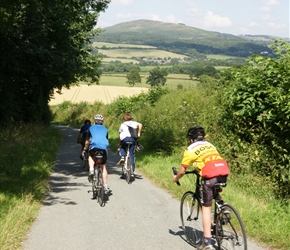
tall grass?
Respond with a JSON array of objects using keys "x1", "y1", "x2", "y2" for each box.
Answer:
[{"x1": 0, "y1": 124, "x2": 62, "y2": 249}]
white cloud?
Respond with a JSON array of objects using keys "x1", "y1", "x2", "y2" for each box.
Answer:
[
  {"x1": 164, "y1": 15, "x2": 181, "y2": 23},
  {"x1": 111, "y1": 0, "x2": 133, "y2": 7},
  {"x1": 266, "y1": 0, "x2": 279, "y2": 6},
  {"x1": 259, "y1": 0, "x2": 279, "y2": 12},
  {"x1": 250, "y1": 21, "x2": 259, "y2": 27},
  {"x1": 203, "y1": 11, "x2": 232, "y2": 28}
]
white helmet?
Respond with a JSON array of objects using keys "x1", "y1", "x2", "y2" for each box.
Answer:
[{"x1": 94, "y1": 114, "x2": 104, "y2": 123}]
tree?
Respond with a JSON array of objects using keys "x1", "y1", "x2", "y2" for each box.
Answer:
[
  {"x1": 0, "y1": 0, "x2": 110, "y2": 124},
  {"x1": 146, "y1": 67, "x2": 168, "y2": 87},
  {"x1": 126, "y1": 69, "x2": 141, "y2": 86}
]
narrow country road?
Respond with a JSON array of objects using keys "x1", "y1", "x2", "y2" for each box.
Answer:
[{"x1": 22, "y1": 125, "x2": 267, "y2": 250}]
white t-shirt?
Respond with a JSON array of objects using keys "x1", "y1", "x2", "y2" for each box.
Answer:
[{"x1": 119, "y1": 121, "x2": 139, "y2": 141}]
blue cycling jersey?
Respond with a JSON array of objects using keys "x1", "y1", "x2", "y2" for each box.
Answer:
[{"x1": 88, "y1": 124, "x2": 109, "y2": 150}]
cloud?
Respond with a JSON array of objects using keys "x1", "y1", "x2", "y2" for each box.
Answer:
[
  {"x1": 259, "y1": 0, "x2": 280, "y2": 12},
  {"x1": 111, "y1": 0, "x2": 133, "y2": 7},
  {"x1": 266, "y1": 0, "x2": 279, "y2": 6},
  {"x1": 116, "y1": 12, "x2": 161, "y2": 22},
  {"x1": 164, "y1": 15, "x2": 182, "y2": 23},
  {"x1": 250, "y1": 21, "x2": 259, "y2": 27},
  {"x1": 203, "y1": 11, "x2": 232, "y2": 28}
]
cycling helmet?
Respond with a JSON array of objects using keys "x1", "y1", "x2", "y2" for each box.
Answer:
[
  {"x1": 94, "y1": 114, "x2": 104, "y2": 123},
  {"x1": 187, "y1": 126, "x2": 206, "y2": 140}
]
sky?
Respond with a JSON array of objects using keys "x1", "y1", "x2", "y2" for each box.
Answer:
[{"x1": 97, "y1": 0, "x2": 290, "y2": 38}]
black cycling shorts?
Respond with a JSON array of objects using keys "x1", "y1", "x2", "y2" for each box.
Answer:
[
  {"x1": 88, "y1": 148, "x2": 107, "y2": 164},
  {"x1": 201, "y1": 176, "x2": 227, "y2": 207}
]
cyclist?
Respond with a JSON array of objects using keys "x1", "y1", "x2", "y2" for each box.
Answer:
[
  {"x1": 82, "y1": 114, "x2": 109, "y2": 193},
  {"x1": 77, "y1": 119, "x2": 91, "y2": 160},
  {"x1": 172, "y1": 126, "x2": 230, "y2": 250},
  {"x1": 117, "y1": 113, "x2": 142, "y2": 175}
]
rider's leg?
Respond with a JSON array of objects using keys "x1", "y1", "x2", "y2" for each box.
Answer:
[
  {"x1": 202, "y1": 206, "x2": 212, "y2": 244},
  {"x1": 88, "y1": 155, "x2": 94, "y2": 172},
  {"x1": 129, "y1": 142, "x2": 136, "y2": 172},
  {"x1": 101, "y1": 164, "x2": 108, "y2": 185}
]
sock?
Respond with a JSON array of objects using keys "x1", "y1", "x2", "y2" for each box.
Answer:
[
  {"x1": 89, "y1": 167, "x2": 94, "y2": 173},
  {"x1": 204, "y1": 237, "x2": 212, "y2": 246}
]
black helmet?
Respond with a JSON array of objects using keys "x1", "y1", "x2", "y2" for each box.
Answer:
[{"x1": 187, "y1": 126, "x2": 206, "y2": 140}]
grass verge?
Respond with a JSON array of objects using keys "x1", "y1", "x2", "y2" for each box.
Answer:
[{"x1": 0, "y1": 124, "x2": 62, "y2": 250}]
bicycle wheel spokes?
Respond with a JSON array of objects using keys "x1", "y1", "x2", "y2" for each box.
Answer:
[
  {"x1": 216, "y1": 204, "x2": 247, "y2": 250},
  {"x1": 180, "y1": 191, "x2": 203, "y2": 246},
  {"x1": 96, "y1": 168, "x2": 105, "y2": 206}
]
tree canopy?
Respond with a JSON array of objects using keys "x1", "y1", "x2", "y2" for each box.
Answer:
[
  {"x1": 0, "y1": 0, "x2": 110, "y2": 124},
  {"x1": 146, "y1": 67, "x2": 168, "y2": 87}
]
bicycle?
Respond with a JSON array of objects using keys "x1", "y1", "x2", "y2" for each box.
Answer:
[
  {"x1": 90, "y1": 150, "x2": 106, "y2": 207},
  {"x1": 120, "y1": 142, "x2": 134, "y2": 183},
  {"x1": 172, "y1": 167, "x2": 247, "y2": 250}
]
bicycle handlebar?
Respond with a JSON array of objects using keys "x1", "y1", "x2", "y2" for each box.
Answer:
[
  {"x1": 172, "y1": 167, "x2": 199, "y2": 186},
  {"x1": 172, "y1": 167, "x2": 181, "y2": 186}
]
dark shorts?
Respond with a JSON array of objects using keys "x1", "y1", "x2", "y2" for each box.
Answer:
[
  {"x1": 89, "y1": 148, "x2": 107, "y2": 164},
  {"x1": 201, "y1": 176, "x2": 228, "y2": 207}
]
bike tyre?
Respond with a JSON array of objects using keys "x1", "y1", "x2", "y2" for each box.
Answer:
[
  {"x1": 216, "y1": 203, "x2": 247, "y2": 250},
  {"x1": 92, "y1": 174, "x2": 97, "y2": 199},
  {"x1": 180, "y1": 191, "x2": 203, "y2": 247},
  {"x1": 96, "y1": 167, "x2": 105, "y2": 207}
]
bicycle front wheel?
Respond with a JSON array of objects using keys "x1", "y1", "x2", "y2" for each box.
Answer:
[
  {"x1": 216, "y1": 203, "x2": 247, "y2": 250},
  {"x1": 180, "y1": 191, "x2": 203, "y2": 247},
  {"x1": 96, "y1": 168, "x2": 105, "y2": 206}
]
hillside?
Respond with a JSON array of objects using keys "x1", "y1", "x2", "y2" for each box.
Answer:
[{"x1": 93, "y1": 19, "x2": 274, "y2": 57}]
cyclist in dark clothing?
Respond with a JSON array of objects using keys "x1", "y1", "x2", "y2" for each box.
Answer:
[{"x1": 77, "y1": 119, "x2": 91, "y2": 160}]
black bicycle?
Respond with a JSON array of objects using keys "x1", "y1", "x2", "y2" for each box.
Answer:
[
  {"x1": 172, "y1": 167, "x2": 247, "y2": 250},
  {"x1": 91, "y1": 150, "x2": 106, "y2": 207}
]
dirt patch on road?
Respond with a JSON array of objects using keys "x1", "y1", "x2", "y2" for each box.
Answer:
[{"x1": 49, "y1": 85, "x2": 148, "y2": 105}]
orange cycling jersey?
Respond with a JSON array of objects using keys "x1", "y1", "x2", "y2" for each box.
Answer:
[{"x1": 181, "y1": 140, "x2": 230, "y2": 178}]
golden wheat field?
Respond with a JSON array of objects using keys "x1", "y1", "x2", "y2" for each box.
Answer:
[{"x1": 49, "y1": 85, "x2": 149, "y2": 105}]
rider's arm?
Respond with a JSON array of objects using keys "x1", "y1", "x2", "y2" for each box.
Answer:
[
  {"x1": 172, "y1": 165, "x2": 187, "y2": 183},
  {"x1": 137, "y1": 122, "x2": 142, "y2": 137}
]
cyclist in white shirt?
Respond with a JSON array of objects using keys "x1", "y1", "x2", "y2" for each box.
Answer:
[{"x1": 118, "y1": 113, "x2": 142, "y2": 174}]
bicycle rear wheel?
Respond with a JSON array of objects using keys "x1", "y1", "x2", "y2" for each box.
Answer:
[
  {"x1": 216, "y1": 203, "x2": 247, "y2": 250},
  {"x1": 96, "y1": 167, "x2": 105, "y2": 206},
  {"x1": 126, "y1": 156, "x2": 131, "y2": 183},
  {"x1": 180, "y1": 191, "x2": 203, "y2": 247},
  {"x1": 91, "y1": 174, "x2": 97, "y2": 199}
]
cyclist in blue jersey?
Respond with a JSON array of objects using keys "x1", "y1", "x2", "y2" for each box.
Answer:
[
  {"x1": 82, "y1": 114, "x2": 109, "y2": 192},
  {"x1": 77, "y1": 119, "x2": 91, "y2": 160}
]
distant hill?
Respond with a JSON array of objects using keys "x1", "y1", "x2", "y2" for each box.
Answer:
[{"x1": 93, "y1": 19, "x2": 275, "y2": 57}]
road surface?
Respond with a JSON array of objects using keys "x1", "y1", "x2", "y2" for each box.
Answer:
[{"x1": 22, "y1": 125, "x2": 267, "y2": 250}]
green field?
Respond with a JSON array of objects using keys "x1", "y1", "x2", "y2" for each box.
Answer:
[
  {"x1": 207, "y1": 54, "x2": 244, "y2": 60},
  {"x1": 99, "y1": 48, "x2": 187, "y2": 59},
  {"x1": 94, "y1": 41, "x2": 187, "y2": 60},
  {"x1": 93, "y1": 41, "x2": 156, "y2": 49},
  {"x1": 99, "y1": 73, "x2": 196, "y2": 89}
]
